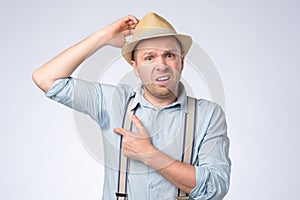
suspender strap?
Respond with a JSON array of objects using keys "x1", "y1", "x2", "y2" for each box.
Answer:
[
  {"x1": 117, "y1": 96, "x2": 197, "y2": 200},
  {"x1": 116, "y1": 97, "x2": 135, "y2": 200},
  {"x1": 177, "y1": 96, "x2": 197, "y2": 199}
]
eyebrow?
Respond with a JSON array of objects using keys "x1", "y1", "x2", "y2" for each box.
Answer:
[
  {"x1": 141, "y1": 48, "x2": 180, "y2": 55},
  {"x1": 142, "y1": 50, "x2": 155, "y2": 56},
  {"x1": 132, "y1": 47, "x2": 181, "y2": 61}
]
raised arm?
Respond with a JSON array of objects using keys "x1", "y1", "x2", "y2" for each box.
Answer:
[{"x1": 32, "y1": 15, "x2": 139, "y2": 92}]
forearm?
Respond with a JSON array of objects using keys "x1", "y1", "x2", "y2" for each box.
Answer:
[
  {"x1": 33, "y1": 15, "x2": 139, "y2": 92},
  {"x1": 143, "y1": 149, "x2": 196, "y2": 193},
  {"x1": 114, "y1": 115, "x2": 197, "y2": 193},
  {"x1": 32, "y1": 30, "x2": 109, "y2": 92}
]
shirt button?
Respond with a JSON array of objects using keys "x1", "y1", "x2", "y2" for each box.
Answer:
[{"x1": 150, "y1": 184, "x2": 156, "y2": 189}]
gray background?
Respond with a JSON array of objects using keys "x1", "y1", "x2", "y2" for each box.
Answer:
[{"x1": 1, "y1": 0, "x2": 299, "y2": 199}]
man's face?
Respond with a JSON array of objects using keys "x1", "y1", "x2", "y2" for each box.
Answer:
[{"x1": 131, "y1": 36, "x2": 184, "y2": 101}]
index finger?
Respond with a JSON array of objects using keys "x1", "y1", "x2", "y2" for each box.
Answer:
[
  {"x1": 131, "y1": 115, "x2": 148, "y2": 137},
  {"x1": 113, "y1": 128, "x2": 126, "y2": 136},
  {"x1": 124, "y1": 15, "x2": 139, "y2": 24}
]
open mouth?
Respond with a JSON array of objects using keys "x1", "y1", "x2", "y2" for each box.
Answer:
[
  {"x1": 154, "y1": 75, "x2": 171, "y2": 86},
  {"x1": 156, "y1": 76, "x2": 170, "y2": 81}
]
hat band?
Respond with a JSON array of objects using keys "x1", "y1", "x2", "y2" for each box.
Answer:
[{"x1": 135, "y1": 28, "x2": 177, "y2": 41}]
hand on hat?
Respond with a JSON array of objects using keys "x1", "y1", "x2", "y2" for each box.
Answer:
[{"x1": 103, "y1": 15, "x2": 139, "y2": 48}]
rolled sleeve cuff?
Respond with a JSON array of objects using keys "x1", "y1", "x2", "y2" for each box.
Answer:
[
  {"x1": 190, "y1": 164, "x2": 230, "y2": 199},
  {"x1": 189, "y1": 166, "x2": 217, "y2": 200},
  {"x1": 45, "y1": 78, "x2": 73, "y2": 104}
]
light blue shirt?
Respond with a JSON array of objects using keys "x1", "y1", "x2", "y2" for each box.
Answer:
[{"x1": 46, "y1": 77, "x2": 231, "y2": 200}]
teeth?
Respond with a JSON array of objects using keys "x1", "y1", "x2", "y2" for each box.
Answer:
[{"x1": 157, "y1": 76, "x2": 169, "y2": 81}]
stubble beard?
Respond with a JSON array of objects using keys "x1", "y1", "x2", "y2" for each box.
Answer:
[
  {"x1": 143, "y1": 74, "x2": 181, "y2": 100},
  {"x1": 144, "y1": 84, "x2": 175, "y2": 99}
]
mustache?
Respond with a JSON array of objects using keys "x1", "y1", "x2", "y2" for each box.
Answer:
[{"x1": 136, "y1": 64, "x2": 178, "y2": 75}]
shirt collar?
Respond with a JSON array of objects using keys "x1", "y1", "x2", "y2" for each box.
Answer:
[{"x1": 130, "y1": 82, "x2": 188, "y2": 113}]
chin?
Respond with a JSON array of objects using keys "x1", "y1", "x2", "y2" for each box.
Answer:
[{"x1": 147, "y1": 84, "x2": 176, "y2": 99}]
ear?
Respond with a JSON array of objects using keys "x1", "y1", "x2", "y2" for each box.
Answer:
[
  {"x1": 131, "y1": 60, "x2": 140, "y2": 77},
  {"x1": 180, "y1": 55, "x2": 185, "y2": 72}
]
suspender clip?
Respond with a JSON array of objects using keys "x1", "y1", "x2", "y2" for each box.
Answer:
[{"x1": 115, "y1": 192, "x2": 128, "y2": 198}]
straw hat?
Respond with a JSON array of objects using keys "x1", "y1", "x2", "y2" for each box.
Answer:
[{"x1": 121, "y1": 12, "x2": 193, "y2": 64}]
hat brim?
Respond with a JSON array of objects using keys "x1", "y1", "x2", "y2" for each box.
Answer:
[{"x1": 121, "y1": 33, "x2": 192, "y2": 64}]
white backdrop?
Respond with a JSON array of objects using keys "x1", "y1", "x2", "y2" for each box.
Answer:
[{"x1": 1, "y1": 0, "x2": 299, "y2": 199}]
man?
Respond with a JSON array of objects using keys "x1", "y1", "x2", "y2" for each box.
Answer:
[{"x1": 32, "y1": 12, "x2": 231, "y2": 200}]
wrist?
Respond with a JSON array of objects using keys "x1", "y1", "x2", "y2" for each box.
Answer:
[
  {"x1": 142, "y1": 147, "x2": 175, "y2": 172},
  {"x1": 141, "y1": 146, "x2": 158, "y2": 166},
  {"x1": 90, "y1": 30, "x2": 110, "y2": 48}
]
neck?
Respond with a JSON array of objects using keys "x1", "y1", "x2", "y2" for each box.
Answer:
[{"x1": 143, "y1": 88, "x2": 178, "y2": 109}]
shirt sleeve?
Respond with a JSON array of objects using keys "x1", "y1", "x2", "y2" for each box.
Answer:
[
  {"x1": 189, "y1": 102, "x2": 231, "y2": 200},
  {"x1": 45, "y1": 77, "x2": 105, "y2": 124}
]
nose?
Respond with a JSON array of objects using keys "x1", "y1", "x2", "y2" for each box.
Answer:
[
  {"x1": 156, "y1": 55, "x2": 167, "y2": 65},
  {"x1": 155, "y1": 56, "x2": 168, "y2": 71},
  {"x1": 155, "y1": 64, "x2": 168, "y2": 72}
]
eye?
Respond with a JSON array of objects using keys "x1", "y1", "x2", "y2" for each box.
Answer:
[
  {"x1": 145, "y1": 56, "x2": 153, "y2": 61},
  {"x1": 166, "y1": 53, "x2": 175, "y2": 58}
]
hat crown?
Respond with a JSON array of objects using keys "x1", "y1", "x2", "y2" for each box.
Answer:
[
  {"x1": 133, "y1": 13, "x2": 176, "y2": 41},
  {"x1": 135, "y1": 12, "x2": 176, "y2": 31}
]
